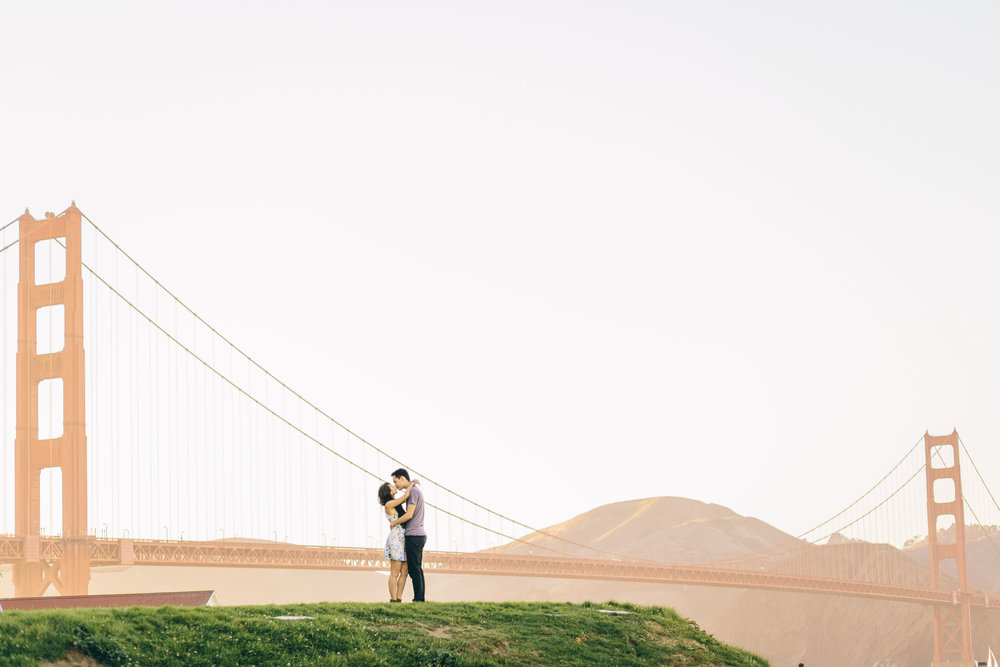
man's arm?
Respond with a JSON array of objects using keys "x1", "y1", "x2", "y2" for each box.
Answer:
[{"x1": 391, "y1": 483, "x2": 421, "y2": 527}]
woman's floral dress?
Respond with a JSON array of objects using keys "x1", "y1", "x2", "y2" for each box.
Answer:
[{"x1": 384, "y1": 508, "x2": 406, "y2": 561}]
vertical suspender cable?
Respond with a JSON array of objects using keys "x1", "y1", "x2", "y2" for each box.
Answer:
[
  {"x1": 230, "y1": 346, "x2": 235, "y2": 537},
  {"x1": 900, "y1": 464, "x2": 908, "y2": 580},
  {"x1": 145, "y1": 279, "x2": 152, "y2": 540},
  {"x1": 91, "y1": 234, "x2": 97, "y2": 536},
  {"x1": 244, "y1": 359, "x2": 249, "y2": 538},
  {"x1": 110, "y1": 248, "x2": 118, "y2": 537},
  {"x1": 211, "y1": 335, "x2": 216, "y2": 538},
  {"x1": 264, "y1": 379, "x2": 270, "y2": 541},
  {"x1": 236, "y1": 350, "x2": 242, "y2": 537},
  {"x1": 262, "y1": 377, "x2": 271, "y2": 538},
  {"x1": 348, "y1": 431, "x2": 353, "y2": 547},
  {"x1": 152, "y1": 289, "x2": 158, "y2": 539},
  {"x1": 130, "y1": 262, "x2": 136, "y2": 536},
  {"x1": 200, "y1": 319, "x2": 206, "y2": 539},
  {"x1": 872, "y1": 490, "x2": 878, "y2": 582},
  {"x1": 299, "y1": 401, "x2": 304, "y2": 542},
  {"x1": 241, "y1": 350, "x2": 247, "y2": 537},
  {"x1": 326, "y1": 420, "x2": 331, "y2": 544},
  {"x1": 190, "y1": 316, "x2": 196, "y2": 540},
  {"x1": 233, "y1": 347, "x2": 239, "y2": 537},
  {"x1": 171, "y1": 300, "x2": 178, "y2": 538},
  {"x1": 315, "y1": 411, "x2": 320, "y2": 544},
  {"x1": 284, "y1": 391, "x2": 289, "y2": 542},
  {"x1": 255, "y1": 364, "x2": 260, "y2": 540},
  {"x1": 244, "y1": 359, "x2": 248, "y2": 538}
]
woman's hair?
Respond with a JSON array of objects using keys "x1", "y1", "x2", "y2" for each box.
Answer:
[{"x1": 378, "y1": 482, "x2": 394, "y2": 506}]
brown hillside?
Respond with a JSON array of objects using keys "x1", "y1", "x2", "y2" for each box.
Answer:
[{"x1": 500, "y1": 496, "x2": 801, "y2": 562}]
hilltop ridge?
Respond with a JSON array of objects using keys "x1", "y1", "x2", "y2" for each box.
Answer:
[{"x1": 502, "y1": 496, "x2": 801, "y2": 562}]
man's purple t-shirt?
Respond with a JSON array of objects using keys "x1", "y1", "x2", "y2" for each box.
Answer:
[{"x1": 403, "y1": 484, "x2": 426, "y2": 537}]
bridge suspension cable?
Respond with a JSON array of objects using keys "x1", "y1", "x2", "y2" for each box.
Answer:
[
  {"x1": 21, "y1": 208, "x2": 631, "y2": 560},
  {"x1": 795, "y1": 436, "x2": 924, "y2": 542},
  {"x1": 959, "y1": 437, "x2": 1000, "y2": 522},
  {"x1": 954, "y1": 439, "x2": 1000, "y2": 592},
  {"x1": 4, "y1": 206, "x2": 1000, "y2": 600},
  {"x1": 0, "y1": 219, "x2": 19, "y2": 255},
  {"x1": 700, "y1": 437, "x2": 928, "y2": 565}
]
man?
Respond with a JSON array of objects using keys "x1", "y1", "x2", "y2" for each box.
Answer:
[{"x1": 391, "y1": 468, "x2": 426, "y2": 602}]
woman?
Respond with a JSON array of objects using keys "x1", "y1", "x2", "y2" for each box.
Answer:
[{"x1": 378, "y1": 479, "x2": 416, "y2": 602}]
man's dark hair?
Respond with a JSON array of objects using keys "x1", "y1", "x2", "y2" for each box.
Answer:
[{"x1": 391, "y1": 468, "x2": 410, "y2": 481}]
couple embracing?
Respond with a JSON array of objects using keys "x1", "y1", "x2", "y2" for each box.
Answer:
[{"x1": 377, "y1": 468, "x2": 426, "y2": 602}]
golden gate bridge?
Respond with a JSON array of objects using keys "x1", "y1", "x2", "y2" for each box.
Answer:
[{"x1": 1, "y1": 204, "x2": 999, "y2": 665}]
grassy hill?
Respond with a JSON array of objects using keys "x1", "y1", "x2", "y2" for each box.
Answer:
[{"x1": 0, "y1": 601, "x2": 767, "y2": 667}]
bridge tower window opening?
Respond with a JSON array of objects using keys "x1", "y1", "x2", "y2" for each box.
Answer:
[
  {"x1": 34, "y1": 238, "x2": 66, "y2": 286},
  {"x1": 37, "y1": 378, "x2": 64, "y2": 441},
  {"x1": 929, "y1": 445, "x2": 954, "y2": 469},
  {"x1": 936, "y1": 556, "x2": 960, "y2": 583},
  {"x1": 932, "y1": 478, "x2": 956, "y2": 505},
  {"x1": 39, "y1": 467, "x2": 62, "y2": 538},
  {"x1": 934, "y1": 515, "x2": 957, "y2": 545},
  {"x1": 36, "y1": 305, "x2": 65, "y2": 355}
]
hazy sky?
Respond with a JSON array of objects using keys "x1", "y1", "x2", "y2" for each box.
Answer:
[{"x1": 2, "y1": 1, "x2": 999, "y2": 537}]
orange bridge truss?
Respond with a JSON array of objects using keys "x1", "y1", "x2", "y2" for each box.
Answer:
[{"x1": 0, "y1": 534, "x2": 997, "y2": 611}]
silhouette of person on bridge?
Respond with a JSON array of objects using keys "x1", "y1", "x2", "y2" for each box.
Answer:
[{"x1": 391, "y1": 468, "x2": 427, "y2": 601}]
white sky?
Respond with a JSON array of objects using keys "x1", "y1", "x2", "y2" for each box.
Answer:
[{"x1": 2, "y1": 1, "x2": 999, "y2": 538}]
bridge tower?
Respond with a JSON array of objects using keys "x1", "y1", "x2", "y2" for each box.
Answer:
[
  {"x1": 12, "y1": 204, "x2": 90, "y2": 596},
  {"x1": 924, "y1": 430, "x2": 973, "y2": 666}
]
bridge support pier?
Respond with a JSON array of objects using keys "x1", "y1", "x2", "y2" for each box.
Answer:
[
  {"x1": 12, "y1": 205, "x2": 90, "y2": 596},
  {"x1": 924, "y1": 430, "x2": 974, "y2": 667}
]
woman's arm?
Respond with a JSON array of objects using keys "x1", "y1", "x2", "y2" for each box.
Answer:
[
  {"x1": 390, "y1": 503, "x2": 415, "y2": 528},
  {"x1": 384, "y1": 485, "x2": 411, "y2": 510}
]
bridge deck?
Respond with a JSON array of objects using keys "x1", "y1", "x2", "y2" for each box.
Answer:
[{"x1": 1, "y1": 535, "x2": 997, "y2": 608}]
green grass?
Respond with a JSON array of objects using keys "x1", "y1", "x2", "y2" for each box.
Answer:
[{"x1": 0, "y1": 600, "x2": 768, "y2": 666}]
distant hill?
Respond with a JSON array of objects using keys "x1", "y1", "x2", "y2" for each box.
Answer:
[
  {"x1": 434, "y1": 496, "x2": 1000, "y2": 667},
  {"x1": 497, "y1": 496, "x2": 802, "y2": 562}
]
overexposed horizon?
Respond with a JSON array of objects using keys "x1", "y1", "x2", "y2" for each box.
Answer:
[{"x1": 1, "y1": 1, "x2": 999, "y2": 541}]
